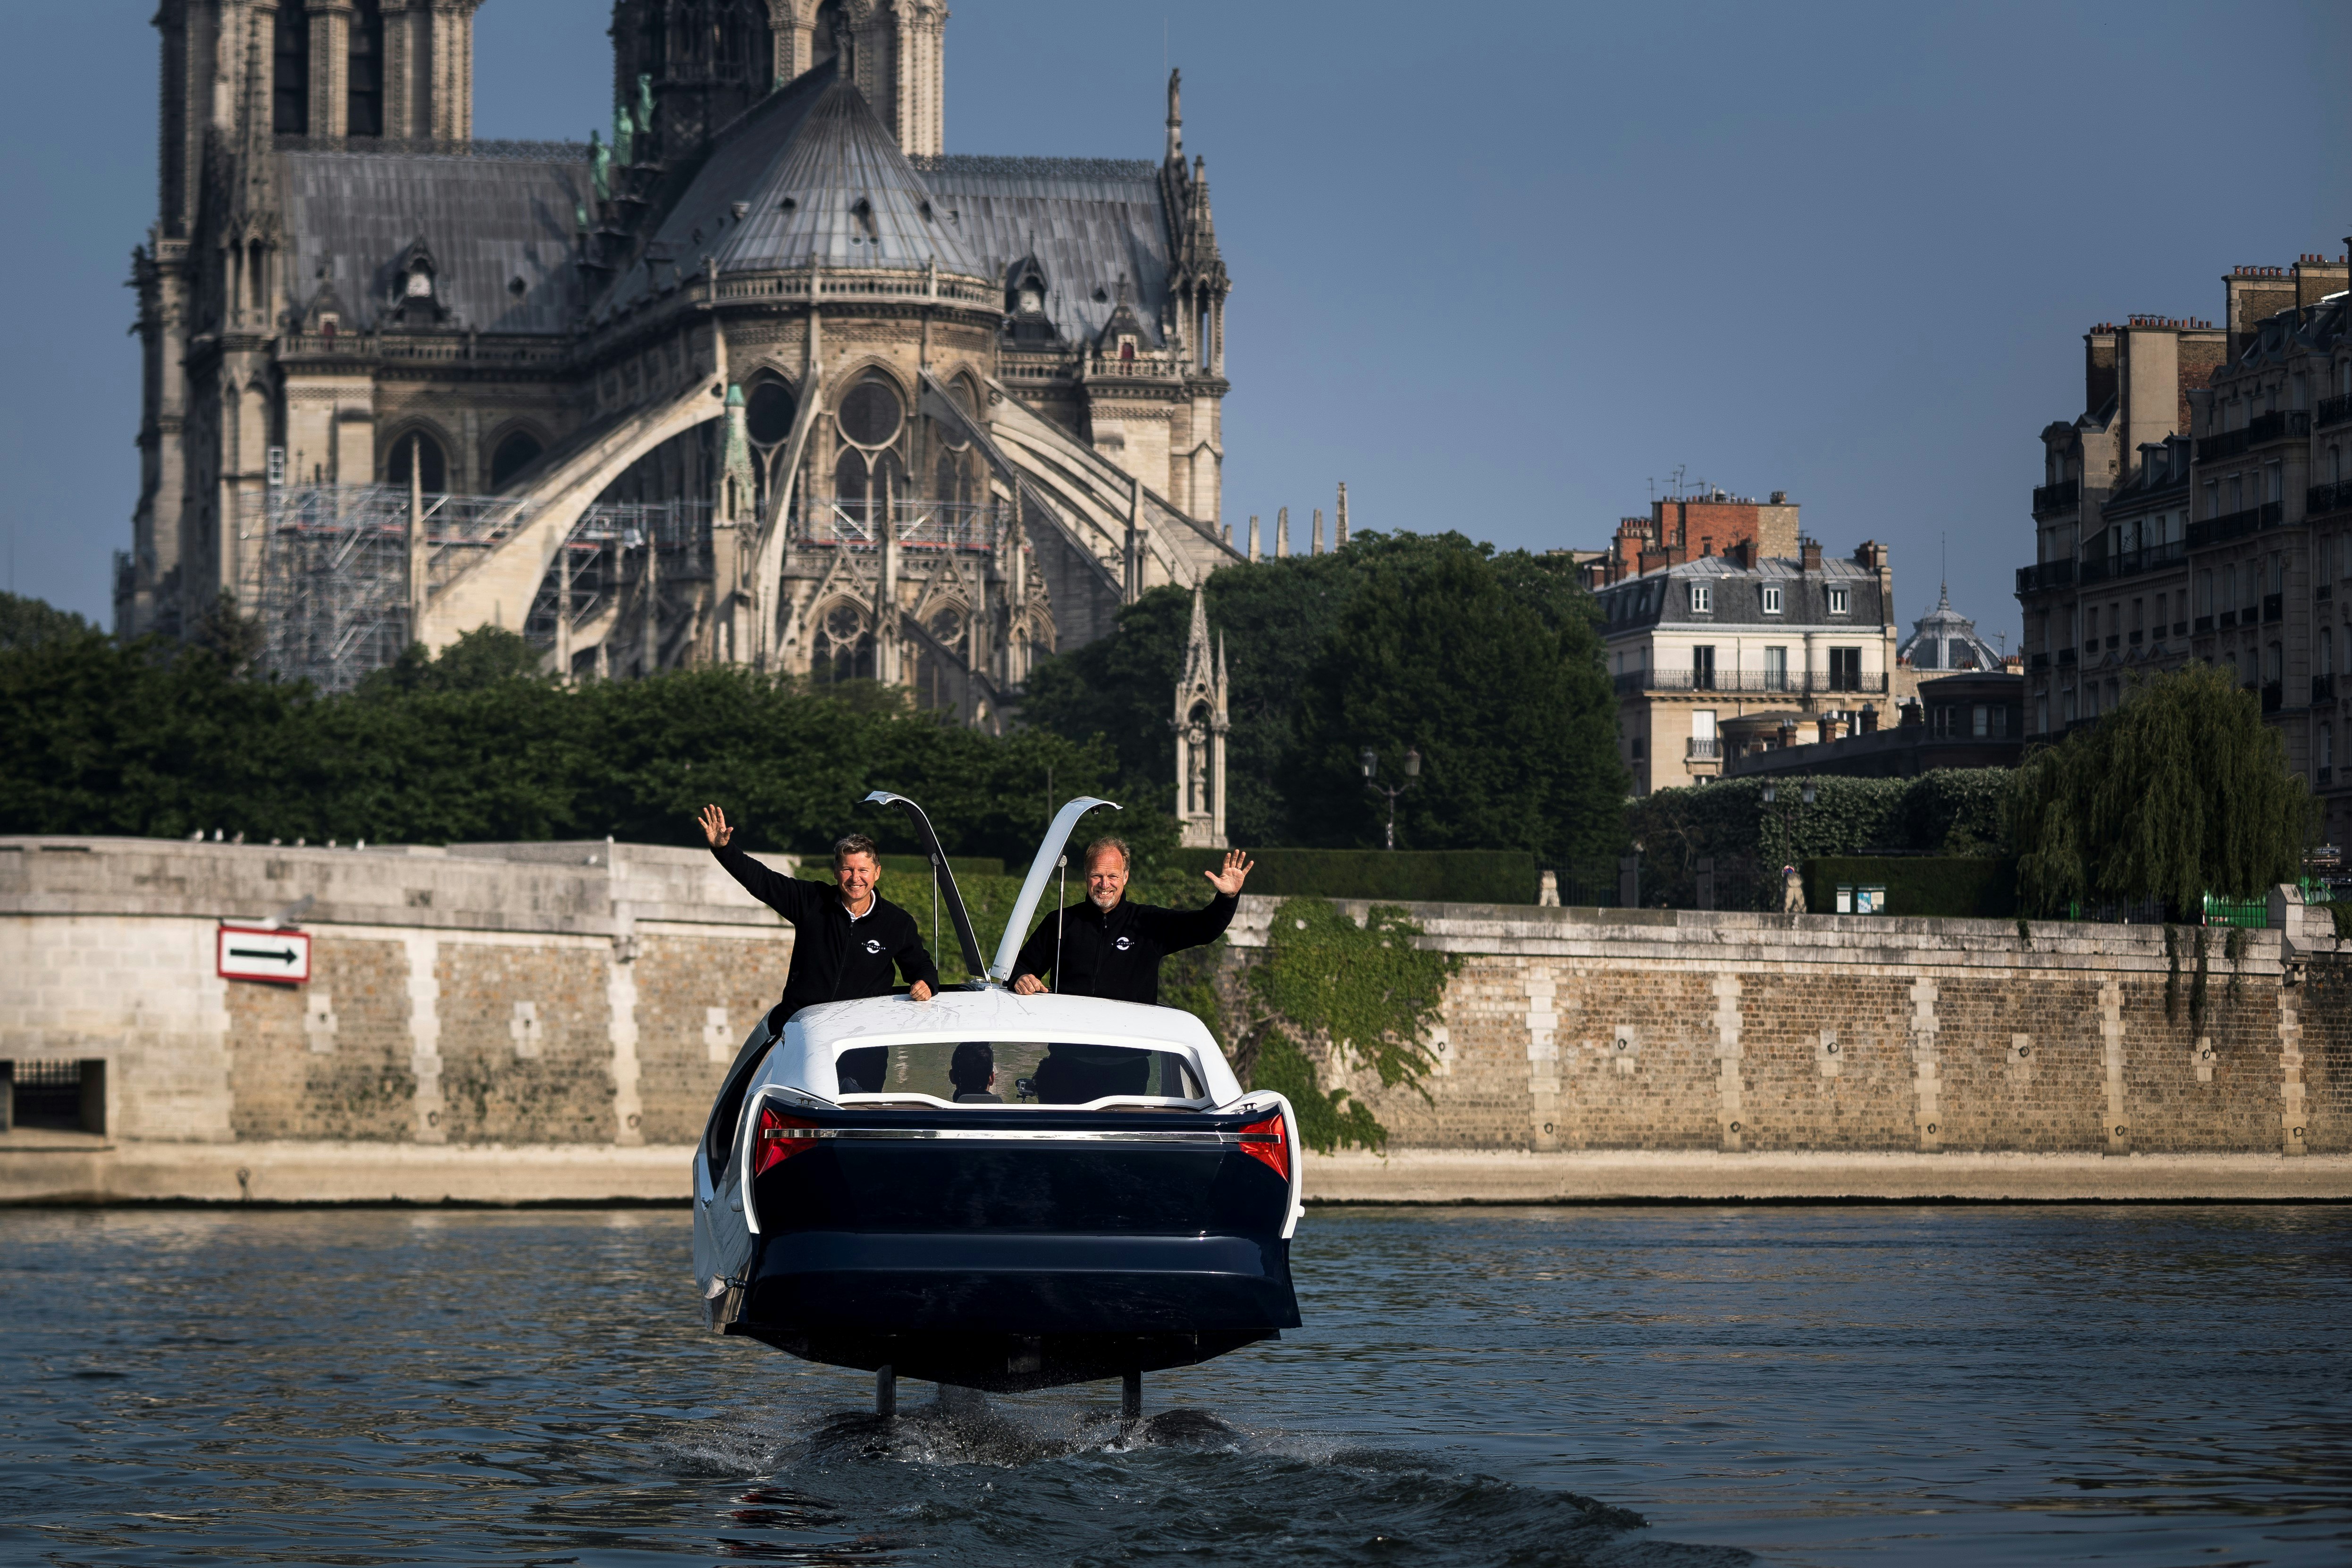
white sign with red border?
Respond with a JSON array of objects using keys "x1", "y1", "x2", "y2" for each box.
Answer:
[{"x1": 217, "y1": 925, "x2": 311, "y2": 983}]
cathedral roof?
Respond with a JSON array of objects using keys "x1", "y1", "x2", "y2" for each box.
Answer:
[
  {"x1": 913, "y1": 156, "x2": 1172, "y2": 347},
  {"x1": 279, "y1": 144, "x2": 596, "y2": 335},
  {"x1": 603, "y1": 66, "x2": 984, "y2": 313}
]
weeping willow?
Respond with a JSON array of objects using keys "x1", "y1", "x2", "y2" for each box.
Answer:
[{"x1": 2008, "y1": 663, "x2": 2318, "y2": 916}]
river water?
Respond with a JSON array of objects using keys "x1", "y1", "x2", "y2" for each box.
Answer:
[{"x1": 3, "y1": 1203, "x2": 2347, "y2": 1567}]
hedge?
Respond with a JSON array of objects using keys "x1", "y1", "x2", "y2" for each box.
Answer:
[
  {"x1": 1167, "y1": 847, "x2": 1540, "y2": 904},
  {"x1": 1803, "y1": 856, "x2": 2018, "y2": 918}
]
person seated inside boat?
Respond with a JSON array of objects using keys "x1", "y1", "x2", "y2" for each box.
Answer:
[
  {"x1": 949, "y1": 1042, "x2": 1001, "y2": 1103},
  {"x1": 1028, "y1": 1043, "x2": 1154, "y2": 1104},
  {"x1": 1008, "y1": 839, "x2": 1253, "y2": 1005},
  {"x1": 697, "y1": 805, "x2": 938, "y2": 1035}
]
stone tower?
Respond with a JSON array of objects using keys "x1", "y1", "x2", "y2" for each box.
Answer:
[{"x1": 1172, "y1": 583, "x2": 1227, "y2": 847}]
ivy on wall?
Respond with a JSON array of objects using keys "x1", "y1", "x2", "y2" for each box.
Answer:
[{"x1": 1174, "y1": 897, "x2": 1460, "y2": 1154}]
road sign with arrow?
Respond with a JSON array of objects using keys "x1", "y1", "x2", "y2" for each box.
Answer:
[{"x1": 217, "y1": 924, "x2": 311, "y2": 984}]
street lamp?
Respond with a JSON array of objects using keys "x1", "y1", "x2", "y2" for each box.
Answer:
[{"x1": 1362, "y1": 745, "x2": 1421, "y2": 850}]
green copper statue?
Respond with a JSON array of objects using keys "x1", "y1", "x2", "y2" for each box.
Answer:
[
  {"x1": 636, "y1": 74, "x2": 655, "y2": 138},
  {"x1": 613, "y1": 101, "x2": 633, "y2": 166},
  {"x1": 589, "y1": 128, "x2": 609, "y2": 202}
]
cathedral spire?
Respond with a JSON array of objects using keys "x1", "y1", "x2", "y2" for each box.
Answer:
[{"x1": 1165, "y1": 67, "x2": 1183, "y2": 166}]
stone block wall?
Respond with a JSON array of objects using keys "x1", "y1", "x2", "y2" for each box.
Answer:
[
  {"x1": 1224, "y1": 900, "x2": 2343, "y2": 1158},
  {"x1": 3, "y1": 839, "x2": 2342, "y2": 1161}
]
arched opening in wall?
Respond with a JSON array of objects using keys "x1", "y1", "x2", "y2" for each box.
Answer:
[
  {"x1": 812, "y1": 0, "x2": 844, "y2": 69},
  {"x1": 811, "y1": 600, "x2": 874, "y2": 685},
  {"x1": 913, "y1": 607, "x2": 966, "y2": 712},
  {"x1": 1199, "y1": 306, "x2": 1212, "y2": 370},
  {"x1": 832, "y1": 374, "x2": 905, "y2": 531},
  {"x1": 273, "y1": 8, "x2": 310, "y2": 134},
  {"x1": 385, "y1": 430, "x2": 448, "y2": 493},
  {"x1": 746, "y1": 379, "x2": 796, "y2": 445},
  {"x1": 490, "y1": 430, "x2": 545, "y2": 490},
  {"x1": 348, "y1": 0, "x2": 384, "y2": 136}
]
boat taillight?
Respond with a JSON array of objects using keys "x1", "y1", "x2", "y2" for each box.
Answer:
[
  {"x1": 1237, "y1": 1112, "x2": 1290, "y2": 1183},
  {"x1": 753, "y1": 1105, "x2": 823, "y2": 1176}
]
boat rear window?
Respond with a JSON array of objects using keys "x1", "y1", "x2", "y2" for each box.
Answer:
[{"x1": 835, "y1": 1041, "x2": 1204, "y2": 1105}]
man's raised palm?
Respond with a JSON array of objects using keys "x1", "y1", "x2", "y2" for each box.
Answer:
[{"x1": 1205, "y1": 850, "x2": 1253, "y2": 896}]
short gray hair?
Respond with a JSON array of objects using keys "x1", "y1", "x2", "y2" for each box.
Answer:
[
  {"x1": 1082, "y1": 836, "x2": 1131, "y2": 872},
  {"x1": 832, "y1": 833, "x2": 879, "y2": 870}
]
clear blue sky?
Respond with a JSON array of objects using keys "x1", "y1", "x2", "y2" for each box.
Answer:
[{"x1": 4, "y1": 1, "x2": 2347, "y2": 648}]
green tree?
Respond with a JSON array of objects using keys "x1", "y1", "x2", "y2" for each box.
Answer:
[
  {"x1": 0, "y1": 592, "x2": 92, "y2": 650},
  {"x1": 1288, "y1": 536, "x2": 1626, "y2": 865},
  {"x1": 2007, "y1": 663, "x2": 2317, "y2": 915}
]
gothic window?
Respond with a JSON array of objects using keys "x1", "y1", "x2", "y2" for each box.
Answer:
[
  {"x1": 272, "y1": 7, "x2": 311, "y2": 134},
  {"x1": 746, "y1": 379, "x2": 796, "y2": 445},
  {"x1": 838, "y1": 376, "x2": 902, "y2": 448},
  {"x1": 490, "y1": 431, "x2": 544, "y2": 490},
  {"x1": 811, "y1": 601, "x2": 874, "y2": 684},
  {"x1": 386, "y1": 431, "x2": 447, "y2": 493},
  {"x1": 348, "y1": 0, "x2": 385, "y2": 137},
  {"x1": 915, "y1": 608, "x2": 966, "y2": 711}
]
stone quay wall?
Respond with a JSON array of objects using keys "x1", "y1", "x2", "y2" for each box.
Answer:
[{"x1": 4, "y1": 836, "x2": 2348, "y2": 1202}]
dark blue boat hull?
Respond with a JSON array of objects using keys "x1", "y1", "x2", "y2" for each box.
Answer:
[{"x1": 713, "y1": 1104, "x2": 1300, "y2": 1390}]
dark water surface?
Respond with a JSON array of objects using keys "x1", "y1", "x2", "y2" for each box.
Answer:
[{"x1": 3, "y1": 1205, "x2": 2348, "y2": 1567}]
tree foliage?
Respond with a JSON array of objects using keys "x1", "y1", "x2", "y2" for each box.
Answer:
[
  {"x1": 0, "y1": 620, "x2": 1129, "y2": 860},
  {"x1": 2007, "y1": 663, "x2": 2317, "y2": 915},
  {"x1": 1022, "y1": 531, "x2": 1626, "y2": 862}
]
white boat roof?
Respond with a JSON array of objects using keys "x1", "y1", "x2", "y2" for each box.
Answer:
[
  {"x1": 766, "y1": 988, "x2": 1246, "y2": 1107},
  {"x1": 788, "y1": 988, "x2": 1218, "y2": 1053}
]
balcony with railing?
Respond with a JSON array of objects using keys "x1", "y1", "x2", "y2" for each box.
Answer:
[
  {"x1": 2079, "y1": 539, "x2": 2186, "y2": 586},
  {"x1": 2197, "y1": 410, "x2": 2309, "y2": 464},
  {"x1": 2186, "y1": 502, "x2": 2285, "y2": 548},
  {"x1": 2016, "y1": 559, "x2": 2076, "y2": 594},
  {"x1": 2056, "y1": 646, "x2": 2077, "y2": 666},
  {"x1": 2032, "y1": 478, "x2": 2080, "y2": 514},
  {"x1": 1686, "y1": 736, "x2": 1722, "y2": 760},
  {"x1": 2318, "y1": 393, "x2": 2352, "y2": 431},
  {"x1": 2310, "y1": 481, "x2": 2352, "y2": 518},
  {"x1": 1614, "y1": 668, "x2": 1889, "y2": 696}
]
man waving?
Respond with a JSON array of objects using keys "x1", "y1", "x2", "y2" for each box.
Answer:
[
  {"x1": 697, "y1": 804, "x2": 936, "y2": 1030},
  {"x1": 1010, "y1": 839, "x2": 1252, "y2": 1005}
]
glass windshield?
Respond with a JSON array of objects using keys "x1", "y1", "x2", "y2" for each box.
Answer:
[{"x1": 834, "y1": 1041, "x2": 1205, "y2": 1105}]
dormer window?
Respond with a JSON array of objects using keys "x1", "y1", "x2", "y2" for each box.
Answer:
[
  {"x1": 1761, "y1": 585, "x2": 1783, "y2": 615},
  {"x1": 1118, "y1": 335, "x2": 1136, "y2": 362},
  {"x1": 1689, "y1": 583, "x2": 1712, "y2": 614},
  {"x1": 1828, "y1": 587, "x2": 1850, "y2": 615},
  {"x1": 405, "y1": 267, "x2": 432, "y2": 299}
]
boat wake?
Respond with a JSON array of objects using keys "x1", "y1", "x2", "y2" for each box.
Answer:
[{"x1": 664, "y1": 1394, "x2": 1758, "y2": 1566}]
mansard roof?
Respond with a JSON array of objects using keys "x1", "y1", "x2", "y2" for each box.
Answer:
[
  {"x1": 604, "y1": 65, "x2": 983, "y2": 313},
  {"x1": 913, "y1": 155, "x2": 1172, "y2": 347},
  {"x1": 279, "y1": 143, "x2": 596, "y2": 334}
]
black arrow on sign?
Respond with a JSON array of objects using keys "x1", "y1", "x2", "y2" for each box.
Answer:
[{"x1": 228, "y1": 945, "x2": 298, "y2": 964}]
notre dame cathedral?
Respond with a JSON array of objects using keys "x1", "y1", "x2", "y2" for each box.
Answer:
[{"x1": 123, "y1": 1, "x2": 1239, "y2": 729}]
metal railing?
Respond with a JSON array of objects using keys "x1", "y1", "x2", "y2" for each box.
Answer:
[
  {"x1": 2079, "y1": 539, "x2": 2186, "y2": 586},
  {"x1": 791, "y1": 498, "x2": 1011, "y2": 553},
  {"x1": 2319, "y1": 393, "x2": 2352, "y2": 430},
  {"x1": 2309, "y1": 481, "x2": 2352, "y2": 517},
  {"x1": 1686, "y1": 737, "x2": 1722, "y2": 759},
  {"x1": 2017, "y1": 559, "x2": 2076, "y2": 593},
  {"x1": 2032, "y1": 478, "x2": 2079, "y2": 514},
  {"x1": 1615, "y1": 668, "x2": 1888, "y2": 696},
  {"x1": 2187, "y1": 502, "x2": 2284, "y2": 547},
  {"x1": 2197, "y1": 410, "x2": 2308, "y2": 464}
]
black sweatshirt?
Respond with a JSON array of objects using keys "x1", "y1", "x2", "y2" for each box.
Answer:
[
  {"x1": 1008, "y1": 890, "x2": 1237, "y2": 1005},
  {"x1": 709, "y1": 840, "x2": 940, "y2": 1025}
]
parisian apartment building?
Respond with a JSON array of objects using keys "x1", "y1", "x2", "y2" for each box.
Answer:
[
  {"x1": 2017, "y1": 243, "x2": 2352, "y2": 842},
  {"x1": 1583, "y1": 493, "x2": 1901, "y2": 795}
]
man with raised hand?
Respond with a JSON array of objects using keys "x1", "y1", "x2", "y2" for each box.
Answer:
[
  {"x1": 1009, "y1": 839, "x2": 1252, "y2": 1005},
  {"x1": 697, "y1": 805, "x2": 936, "y2": 1030}
]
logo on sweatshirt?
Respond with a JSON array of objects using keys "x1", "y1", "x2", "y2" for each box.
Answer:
[
  {"x1": 863, "y1": 938, "x2": 883, "y2": 955},
  {"x1": 1114, "y1": 936, "x2": 1134, "y2": 952}
]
